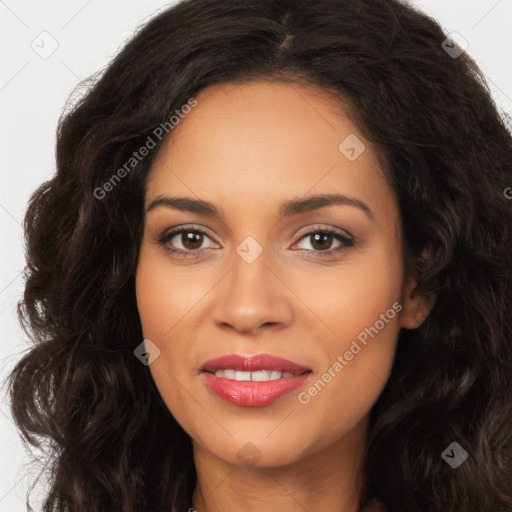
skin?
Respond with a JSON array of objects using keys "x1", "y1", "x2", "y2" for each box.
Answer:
[{"x1": 135, "y1": 80, "x2": 433, "y2": 512}]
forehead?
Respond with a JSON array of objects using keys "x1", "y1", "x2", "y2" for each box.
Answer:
[{"x1": 145, "y1": 80, "x2": 395, "y2": 222}]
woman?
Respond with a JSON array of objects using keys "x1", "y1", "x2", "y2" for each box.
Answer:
[{"x1": 6, "y1": 0, "x2": 512, "y2": 511}]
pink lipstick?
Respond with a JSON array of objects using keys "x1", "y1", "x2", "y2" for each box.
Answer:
[{"x1": 200, "y1": 354, "x2": 312, "y2": 407}]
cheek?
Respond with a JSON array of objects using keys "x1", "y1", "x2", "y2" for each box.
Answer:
[
  {"x1": 292, "y1": 241, "x2": 402, "y2": 428},
  {"x1": 290, "y1": 236, "x2": 403, "y2": 352},
  {"x1": 135, "y1": 249, "x2": 199, "y2": 385},
  {"x1": 135, "y1": 252, "x2": 199, "y2": 427},
  {"x1": 135, "y1": 247, "x2": 205, "y2": 343}
]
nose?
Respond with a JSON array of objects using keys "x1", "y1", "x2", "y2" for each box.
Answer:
[{"x1": 211, "y1": 246, "x2": 294, "y2": 336}]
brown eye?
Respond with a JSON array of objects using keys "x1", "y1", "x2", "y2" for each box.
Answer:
[
  {"x1": 180, "y1": 231, "x2": 204, "y2": 250},
  {"x1": 293, "y1": 228, "x2": 355, "y2": 257},
  {"x1": 158, "y1": 226, "x2": 218, "y2": 258},
  {"x1": 310, "y1": 232, "x2": 335, "y2": 251}
]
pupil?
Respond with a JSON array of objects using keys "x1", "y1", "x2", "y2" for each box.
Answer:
[
  {"x1": 312, "y1": 233, "x2": 331, "y2": 250},
  {"x1": 184, "y1": 232, "x2": 202, "y2": 249}
]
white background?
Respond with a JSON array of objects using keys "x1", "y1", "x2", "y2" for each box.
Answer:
[{"x1": 1, "y1": 1, "x2": 511, "y2": 510}]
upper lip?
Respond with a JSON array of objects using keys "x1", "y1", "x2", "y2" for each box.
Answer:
[{"x1": 201, "y1": 354, "x2": 311, "y2": 373}]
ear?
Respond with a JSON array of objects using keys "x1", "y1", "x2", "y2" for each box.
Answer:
[{"x1": 399, "y1": 262, "x2": 436, "y2": 330}]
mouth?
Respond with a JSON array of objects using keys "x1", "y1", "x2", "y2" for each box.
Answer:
[{"x1": 200, "y1": 353, "x2": 312, "y2": 407}]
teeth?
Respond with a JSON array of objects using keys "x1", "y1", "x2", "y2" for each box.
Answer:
[
  {"x1": 223, "y1": 369, "x2": 236, "y2": 379},
  {"x1": 234, "y1": 370, "x2": 251, "y2": 381},
  {"x1": 213, "y1": 369, "x2": 301, "y2": 381},
  {"x1": 252, "y1": 370, "x2": 272, "y2": 381}
]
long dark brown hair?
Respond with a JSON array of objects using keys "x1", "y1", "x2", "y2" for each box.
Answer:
[{"x1": 5, "y1": 0, "x2": 512, "y2": 510}]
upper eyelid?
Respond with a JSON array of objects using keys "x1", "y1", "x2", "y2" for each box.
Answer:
[
  {"x1": 295, "y1": 225, "x2": 353, "y2": 241},
  {"x1": 161, "y1": 225, "x2": 217, "y2": 242}
]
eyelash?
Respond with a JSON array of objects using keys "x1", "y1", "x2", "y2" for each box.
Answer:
[{"x1": 156, "y1": 224, "x2": 355, "y2": 259}]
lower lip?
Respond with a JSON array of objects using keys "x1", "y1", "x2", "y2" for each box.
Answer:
[{"x1": 201, "y1": 371, "x2": 311, "y2": 407}]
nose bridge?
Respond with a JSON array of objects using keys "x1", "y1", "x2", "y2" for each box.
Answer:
[
  {"x1": 229, "y1": 233, "x2": 275, "y2": 308},
  {"x1": 211, "y1": 232, "x2": 292, "y2": 333}
]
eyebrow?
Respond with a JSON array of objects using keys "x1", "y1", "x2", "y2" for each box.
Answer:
[{"x1": 145, "y1": 193, "x2": 375, "y2": 221}]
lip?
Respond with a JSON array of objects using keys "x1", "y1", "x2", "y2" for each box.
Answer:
[
  {"x1": 201, "y1": 353, "x2": 311, "y2": 373},
  {"x1": 200, "y1": 353, "x2": 312, "y2": 407}
]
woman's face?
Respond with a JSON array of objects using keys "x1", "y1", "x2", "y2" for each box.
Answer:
[{"x1": 136, "y1": 80, "x2": 429, "y2": 468}]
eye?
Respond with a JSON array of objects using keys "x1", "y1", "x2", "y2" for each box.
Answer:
[
  {"x1": 292, "y1": 227, "x2": 355, "y2": 256},
  {"x1": 158, "y1": 225, "x2": 218, "y2": 258}
]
